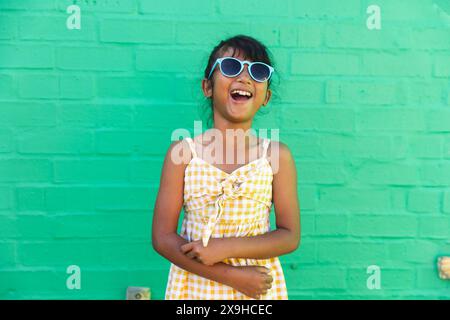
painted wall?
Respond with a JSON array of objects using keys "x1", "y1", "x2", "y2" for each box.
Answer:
[{"x1": 0, "y1": 0, "x2": 449, "y2": 299}]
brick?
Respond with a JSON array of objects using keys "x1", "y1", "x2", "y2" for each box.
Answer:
[
  {"x1": 316, "y1": 214, "x2": 348, "y2": 236},
  {"x1": 281, "y1": 107, "x2": 355, "y2": 132},
  {"x1": 281, "y1": 80, "x2": 323, "y2": 104},
  {"x1": 0, "y1": 102, "x2": 56, "y2": 127},
  {"x1": 16, "y1": 214, "x2": 53, "y2": 239},
  {"x1": 136, "y1": 49, "x2": 206, "y2": 73},
  {"x1": 0, "y1": 160, "x2": 52, "y2": 183},
  {"x1": 49, "y1": 213, "x2": 150, "y2": 239},
  {"x1": 19, "y1": 16, "x2": 95, "y2": 41},
  {"x1": 18, "y1": 129, "x2": 93, "y2": 154},
  {"x1": 291, "y1": 52, "x2": 359, "y2": 75},
  {"x1": 326, "y1": 80, "x2": 399, "y2": 105},
  {"x1": 56, "y1": 47, "x2": 132, "y2": 71},
  {"x1": 407, "y1": 188, "x2": 441, "y2": 213},
  {"x1": 59, "y1": 0, "x2": 135, "y2": 13},
  {"x1": 280, "y1": 241, "x2": 316, "y2": 265},
  {"x1": 293, "y1": 0, "x2": 360, "y2": 18},
  {"x1": 140, "y1": 0, "x2": 212, "y2": 15},
  {"x1": 298, "y1": 24, "x2": 322, "y2": 48},
  {"x1": 130, "y1": 160, "x2": 165, "y2": 185},
  {"x1": 16, "y1": 188, "x2": 46, "y2": 211},
  {"x1": 297, "y1": 186, "x2": 316, "y2": 211},
  {"x1": 220, "y1": 0, "x2": 289, "y2": 17},
  {"x1": 0, "y1": 74, "x2": 14, "y2": 98},
  {"x1": 134, "y1": 104, "x2": 198, "y2": 130},
  {"x1": 318, "y1": 241, "x2": 389, "y2": 264},
  {"x1": 357, "y1": 108, "x2": 425, "y2": 132},
  {"x1": 0, "y1": 15, "x2": 17, "y2": 39},
  {"x1": 401, "y1": 80, "x2": 447, "y2": 107},
  {"x1": 319, "y1": 134, "x2": 407, "y2": 161},
  {"x1": 347, "y1": 267, "x2": 416, "y2": 290},
  {"x1": 0, "y1": 187, "x2": 13, "y2": 209},
  {"x1": 0, "y1": 216, "x2": 16, "y2": 238},
  {"x1": 349, "y1": 215, "x2": 418, "y2": 238},
  {"x1": 54, "y1": 160, "x2": 129, "y2": 183},
  {"x1": 418, "y1": 216, "x2": 449, "y2": 239},
  {"x1": 95, "y1": 131, "x2": 135, "y2": 155},
  {"x1": 361, "y1": 53, "x2": 432, "y2": 77},
  {"x1": 0, "y1": 0, "x2": 56, "y2": 10},
  {"x1": 249, "y1": 23, "x2": 279, "y2": 47},
  {"x1": 0, "y1": 129, "x2": 12, "y2": 153},
  {"x1": 420, "y1": 163, "x2": 450, "y2": 186},
  {"x1": 361, "y1": 0, "x2": 435, "y2": 22},
  {"x1": 434, "y1": 54, "x2": 450, "y2": 77},
  {"x1": 18, "y1": 74, "x2": 59, "y2": 99},
  {"x1": 416, "y1": 267, "x2": 450, "y2": 289},
  {"x1": 444, "y1": 191, "x2": 450, "y2": 213},
  {"x1": 388, "y1": 240, "x2": 440, "y2": 263},
  {"x1": 17, "y1": 241, "x2": 102, "y2": 266},
  {"x1": 100, "y1": 19, "x2": 174, "y2": 44},
  {"x1": 279, "y1": 24, "x2": 298, "y2": 47},
  {"x1": 412, "y1": 28, "x2": 450, "y2": 50},
  {"x1": 325, "y1": 25, "x2": 412, "y2": 49},
  {"x1": 410, "y1": 135, "x2": 444, "y2": 159},
  {"x1": 0, "y1": 45, "x2": 53, "y2": 68},
  {"x1": 96, "y1": 76, "x2": 154, "y2": 99},
  {"x1": 294, "y1": 161, "x2": 347, "y2": 185},
  {"x1": 426, "y1": 108, "x2": 450, "y2": 132},
  {"x1": 356, "y1": 163, "x2": 421, "y2": 186},
  {"x1": 94, "y1": 187, "x2": 153, "y2": 211},
  {"x1": 175, "y1": 21, "x2": 250, "y2": 45},
  {"x1": 57, "y1": 103, "x2": 132, "y2": 128},
  {"x1": 319, "y1": 187, "x2": 391, "y2": 214},
  {"x1": 0, "y1": 243, "x2": 15, "y2": 267},
  {"x1": 46, "y1": 187, "x2": 94, "y2": 212},
  {"x1": 60, "y1": 75, "x2": 94, "y2": 100},
  {"x1": 284, "y1": 266, "x2": 346, "y2": 289}
]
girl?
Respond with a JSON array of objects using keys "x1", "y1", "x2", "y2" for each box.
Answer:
[{"x1": 152, "y1": 35, "x2": 300, "y2": 300}]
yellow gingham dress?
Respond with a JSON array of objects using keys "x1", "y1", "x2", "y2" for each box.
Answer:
[{"x1": 164, "y1": 136, "x2": 288, "y2": 300}]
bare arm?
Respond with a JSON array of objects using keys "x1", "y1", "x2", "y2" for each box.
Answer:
[
  {"x1": 182, "y1": 142, "x2": 301, "y2": 262},
  {"x1": 152, "y1": 140, "x2": 238, "y2": 285}
]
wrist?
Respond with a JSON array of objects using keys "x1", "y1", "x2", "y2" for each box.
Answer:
[{"x1": 215, "y1": 237, "x2": 232, "y2": 260}]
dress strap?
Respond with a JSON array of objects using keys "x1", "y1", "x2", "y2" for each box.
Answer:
[
  {"x1": 184, "y1": 137, "x2": 198, "y2": 158},
  {"x1": 262, "y1": 138, "x2": 271, "y2": 158}
]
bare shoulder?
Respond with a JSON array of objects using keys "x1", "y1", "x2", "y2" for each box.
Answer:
[
  {"x1": 267, "y1": 140, "x2": 295, "y2": 175},
  {"x1": 163, "y1": 138, "x2": 193, "y2": 170}
]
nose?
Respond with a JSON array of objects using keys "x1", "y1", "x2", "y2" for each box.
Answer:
[{"x1": 236, "y1": 65, "x2": 252, "y2": 83}]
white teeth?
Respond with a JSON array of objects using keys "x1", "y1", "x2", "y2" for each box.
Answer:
[{"x1": 231, "y1": 89, "x2": 252, "y2": 97}]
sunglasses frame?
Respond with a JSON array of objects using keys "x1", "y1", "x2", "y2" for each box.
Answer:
[{"x1": 207, "y1": 57, "x2": 274, "y2": 83}]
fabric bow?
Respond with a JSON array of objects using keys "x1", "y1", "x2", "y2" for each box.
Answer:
[{"x1": 202, "y1": 175, "x2": 245, "y2": 247}]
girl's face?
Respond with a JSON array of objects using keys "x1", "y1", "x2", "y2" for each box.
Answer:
[{"x1": 202, "y1": 48, "x2": 272, "y2": 125}]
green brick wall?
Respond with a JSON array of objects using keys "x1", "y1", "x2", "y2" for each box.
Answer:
[{"x1": 1, "y1": 0, "x2": 450, "y2": 299}]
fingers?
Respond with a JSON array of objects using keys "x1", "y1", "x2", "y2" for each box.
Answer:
[
  {"x1": 180, "y1": 242, "x2": 192, "y2": 254},
  {"x1": 185, "y1": 250, "x2": 197, "y2": 260}
]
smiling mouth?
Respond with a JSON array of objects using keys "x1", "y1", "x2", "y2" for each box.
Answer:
[{"x1": 230, "y1": 89, "x2": 253, "y2": 102}]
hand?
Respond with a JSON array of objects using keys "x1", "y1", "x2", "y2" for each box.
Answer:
[
  {"x1": 227, "y1": 266, "x2": 273, "y2": 299},
  {"x1": 438, "y1": 257, "x2": 450, "y2": 279},
  {"x1": 180, "y1": 238, "x2": 229, "y2": 266}
]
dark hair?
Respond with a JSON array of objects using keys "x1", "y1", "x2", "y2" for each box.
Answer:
[{"x1": 201, "y1": 35, "x2": 276, "y2": 128}]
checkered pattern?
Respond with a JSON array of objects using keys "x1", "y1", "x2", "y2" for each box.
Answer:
[{"x1": 165, "y1": 137, "x2": 288, "y2": 300}]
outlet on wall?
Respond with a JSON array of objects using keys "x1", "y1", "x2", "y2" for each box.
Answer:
[{"x1": 126, "y1": 286, "x2": 151, "y2": 300}]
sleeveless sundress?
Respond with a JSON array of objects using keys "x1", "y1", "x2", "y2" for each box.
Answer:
[{"x1": 164, "y1": 136, "x2": 288, "y2": 300}]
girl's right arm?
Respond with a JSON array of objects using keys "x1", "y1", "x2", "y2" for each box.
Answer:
[{"x1": 151, "y1": 140, "x2": 272, "y2": 299}]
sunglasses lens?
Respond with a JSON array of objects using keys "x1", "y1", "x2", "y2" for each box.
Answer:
[
  {"x1": 250, "y1": 63, "x2": 271, "y2": 82},
  {"x1": 221, "y1": 58, "x2": 241, "y2": 76}
]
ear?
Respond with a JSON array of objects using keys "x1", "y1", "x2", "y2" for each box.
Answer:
[
  {"x1": 202, "y1": 78, "x2": 213, "y2": 98},
  {"x1": 262, "y1": 88, "x2": 272, "y2": 106}
]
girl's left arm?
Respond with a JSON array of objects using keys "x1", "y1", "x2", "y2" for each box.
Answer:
[{"x1": 181, "y1": 142, "x2": 301, "y2": 264}]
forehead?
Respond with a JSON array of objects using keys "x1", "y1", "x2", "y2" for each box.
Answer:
[{"x1": 218, "y1": 47, "x2": 252, "y2": 62}]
